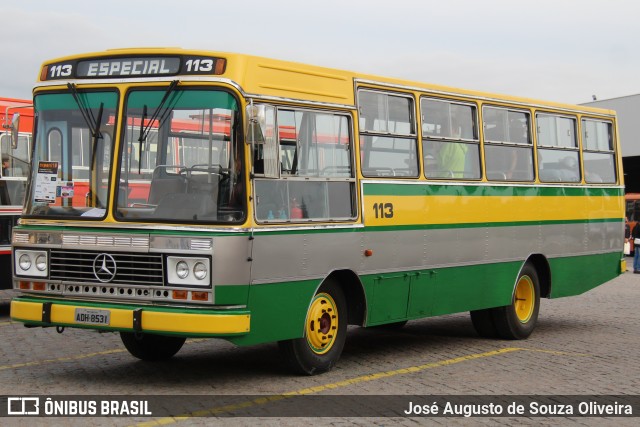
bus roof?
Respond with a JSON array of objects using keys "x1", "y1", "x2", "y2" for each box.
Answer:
[
  {"x1": 37, "y1": 48, "x2": 616, "y2": 117},
  {"x1": 0, "y1": 97, "x2": 33, "y2": 133},
  {"x1": 0, "y1": 97, "x2": 32, "y2": 110}
]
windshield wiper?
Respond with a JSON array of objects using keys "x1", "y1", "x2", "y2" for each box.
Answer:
[
  {"x1": 67, "y1": 83, "x2": 103, "y2": 140},
  {"x1": 138, "y1": 80, "x2": 180, "y2": 144},
  {"x1": 136, "y1": 80, "x2": 179, "y2": 174},
  {"x1": 136, "y1": 105, "x2": 148, "y2": 174}
]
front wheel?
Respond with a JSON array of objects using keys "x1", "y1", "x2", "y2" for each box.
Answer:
[
  {"x1": 120, "y1": 332, "x2": 186, "y2": 361},
  {"x1": 279, "y1": 280, "x2": 347, "y2": 375},
  {"x1": 492, "y1": 263, "x2": 541, "y2": 340}
]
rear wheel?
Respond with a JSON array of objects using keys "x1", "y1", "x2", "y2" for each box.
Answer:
[
  {"x1": 492, "y1": 263, "x2": 540, "y2": 340},
  {"x1": 279, "y1": 280, "x2": 347, "y2": 375},
  {"x1": 120, "y1": 332, "x2": 186, "y2": 361}
]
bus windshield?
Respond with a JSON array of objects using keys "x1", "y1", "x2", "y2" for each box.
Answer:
[
  {"x1": 115, "y1": 88, "x2": 244, "y2": 223},
  {"x1": 24, "y1": 91, "x2": 117, "y2": 218}
]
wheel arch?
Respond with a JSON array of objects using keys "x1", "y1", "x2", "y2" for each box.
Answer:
[
  {"x1": 320, "y1": 269, "x2": 367, "y2": 326},
  {"x1": 525, "y1": 253, "x2": 551, "y2": 298}
]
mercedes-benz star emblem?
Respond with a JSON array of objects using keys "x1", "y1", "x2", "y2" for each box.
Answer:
[{"x1": 92, "y1": 253, "x2": 117, "y2": 283}]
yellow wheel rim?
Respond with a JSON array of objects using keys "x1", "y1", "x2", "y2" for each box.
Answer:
[
  {"x1": 305, "y1": 292, "x2": 338, "y2": 355},
  {"x1": 514, "y1": 275, "x2": 535, "y2": 323}
]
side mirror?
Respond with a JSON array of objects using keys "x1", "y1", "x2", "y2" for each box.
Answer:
[
  {"x1": 10, "y1": 113, "x2": 20, "y2": 149},
  {"x1": 245, "y1": 103, "x2": 279, "y2": 178},
  {"x1": 245, "y1": 104, "x2": 268, "y2": 145}
]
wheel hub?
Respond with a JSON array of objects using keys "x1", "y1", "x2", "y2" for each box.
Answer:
[
  {"x1": 306, "y1": 292, "x2": 338, "y2": 354},
  {"x1": 514, "y1": 275, "x2": 535, "y2": 323}
]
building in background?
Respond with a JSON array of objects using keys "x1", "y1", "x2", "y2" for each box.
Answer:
[{"x1": 583, "y1": 94, "x2": 640, "y2": 193}]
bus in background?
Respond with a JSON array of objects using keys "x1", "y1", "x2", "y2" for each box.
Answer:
[
  {"x1": 625, "y1": 193, "x2": 640, "y2": 253},
  {"x1": 625, "y1": 193, "x2": 640, "y2": 231},
  {"x1": 9, "y1": 49, "x2": 624, "y2": 375},
  {"x1": 1, "y1": 98, "x2": 32, "y2": 289}
]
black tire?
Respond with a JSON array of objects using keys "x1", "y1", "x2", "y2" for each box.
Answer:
[
  {"x1": 470, "y1": 308, "x2": 499, "y2": 338},
  {"x1": 120, "y1": 332, "x2": 186, "y2": 361},
  {"x1": 492, "y1": 263, "x2": 541, "y2": 340},
  {"x1": 279, "y1": 280, "x2": 347, "y2": 375}
]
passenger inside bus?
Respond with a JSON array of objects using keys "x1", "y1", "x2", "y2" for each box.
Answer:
[
  {"x1": 2, "y1": 155, "x2": 9, "y2": 176},
  {"x1": 436, "y1": 116, "x2": 469, "y2": 178}
]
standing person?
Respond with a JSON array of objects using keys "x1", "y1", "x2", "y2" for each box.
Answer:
[
  {"x1": 625, "y1": 217, "x2": 630, "y2": 239},
  {"x1": 625, "y1": 217, "x2": 631, "y2": 256},
  {"x1": 632, "y1": 221, "x2": 640, "y2": 273},
  {"x1": 1, "y1": 155, "x2": 9, "y2": 176}
]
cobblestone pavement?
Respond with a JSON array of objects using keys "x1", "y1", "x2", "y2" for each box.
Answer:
[{"x1": 0, "y1": 267, "x2": 638, "y2": 426}]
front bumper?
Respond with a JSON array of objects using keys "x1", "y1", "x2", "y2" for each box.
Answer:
[{"x1": 10, "y1": 296, "x2": 251, "y2": 337}]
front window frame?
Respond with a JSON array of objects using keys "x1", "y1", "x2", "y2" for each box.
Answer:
[
  {"x1": 114, "y1": 86, "x2": 245, "y2": 225},
  {"x1": 22, "y1": 89, "x2": 119, "y2": 220},
  {"x1": 252, "y1": 104, "x2": 357, "y2": 223}
]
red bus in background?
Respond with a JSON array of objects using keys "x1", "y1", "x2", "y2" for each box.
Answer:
[
  {"x1": 1, "y1": 98, "x2": 33, "y2": 289},
  {"x1": 0, "y1": 99, "x2": 316, "y2": 291},
  {"x1": 625, "y1": 193, "x2": 640, "y2": 243}
]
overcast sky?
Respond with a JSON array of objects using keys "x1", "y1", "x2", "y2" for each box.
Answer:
[{"x1": 1, "y1": 0, "x2": 638, "y2": 105}]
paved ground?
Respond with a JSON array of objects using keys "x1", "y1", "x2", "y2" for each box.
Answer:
[{"x1": 0, "y1": 265, "x2": 638, "y2": 426}]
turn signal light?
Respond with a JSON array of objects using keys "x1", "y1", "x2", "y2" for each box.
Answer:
[
  {"x1": 173, "y1": 290, "x2": 188, "y2": 300},
  {"x1": 40, "y1": 66, "x2": 49, "y2": 81},
  {"x1": 32, "y1": 282, "x2": 46, "y2": 291},
  {"x1": 214, "y1": 59, "x2": 226, "y2": 75},
  {"x1": 19, "y1": 281, "x2": 31, "y2": 290},
  {"x1": 192, "y1": 291, "x2": 208, "y2": 301}
]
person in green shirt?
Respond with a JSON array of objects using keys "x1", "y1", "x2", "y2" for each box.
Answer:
[
  {"x1": 437, "y1": 120, "x2": 467, "y2": 178},
  {"x1": 437, "y1": 142, "x2": 467, "y2": 178}
]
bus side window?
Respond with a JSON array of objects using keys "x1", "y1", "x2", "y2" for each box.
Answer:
[
  {"x1": 254, "y1": 107, "x2": 356, "y2": 222},
  {"x1": 582, "y1": 119, "x2": 616, "y2": 184},
  {"x1": 484, "y1": 106, "x2": 534, "y2": 182},
  {"x1": 421, "y1": 97, "x2": 481, "y2": 180},
  {"x1": 536, "y1": 113, "x2": 580, "y2": 183},
  {"x1": 358, "y1": 89, "x2": 418, "y2": 178}
]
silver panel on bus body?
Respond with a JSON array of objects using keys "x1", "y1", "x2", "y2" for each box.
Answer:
[
  {"x1": 12, "y1": 230, "x2": 252, "y2": 287},
  {"x1": 248, "y1": 222, "x2": 621, "y2": 284}
]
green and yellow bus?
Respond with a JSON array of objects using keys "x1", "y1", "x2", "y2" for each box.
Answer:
[{"x1": 10, "y1": 49, "x2": 624, "y2": 374}]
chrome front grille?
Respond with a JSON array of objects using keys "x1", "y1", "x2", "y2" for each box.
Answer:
[
  {"x1": 62, "y1": 234, "x2": 150, "y2": 249},
  {"x1": 49, "y1": 250, "x2": 164, "y2": 286}
]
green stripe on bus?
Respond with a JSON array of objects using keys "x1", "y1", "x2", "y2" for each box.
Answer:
[
  {"x1": 362, "y1": 183, "x2": 624, "y2": 197},
  {"x1": 362, "y1": 218, "x2": 622, "y2": 233}
]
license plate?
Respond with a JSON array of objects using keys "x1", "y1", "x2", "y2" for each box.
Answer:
[{"x1": 74, "y1": 308, "x2": 111, "y2": 325}]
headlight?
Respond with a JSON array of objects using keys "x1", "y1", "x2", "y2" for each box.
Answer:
[
  {"x1": 36, "y1": 254, "x2": 48, "y2": 271},
  {"x1": 15, "y1": 249, "x2": 48, "y2": 278},
  {"x1": 19, "y1": 254, "x2": 32, "y2": 271},
  {"x1": 176, "y1": 261, "x2": 189, "y2": 279},
  {"x1": 166, "y1": 256, "x2": 211, "y2": 287},
  {"x1": 193, "y1": 262, "x2": 207, "y2": 280}
]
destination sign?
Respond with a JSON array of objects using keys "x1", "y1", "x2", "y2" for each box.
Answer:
[
  {"x1": 41, "y1": 55, "x2": 226, "y2": 80},
  {"x1": 78, "y1": 57, "x2": 180, "y2": 77}
]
